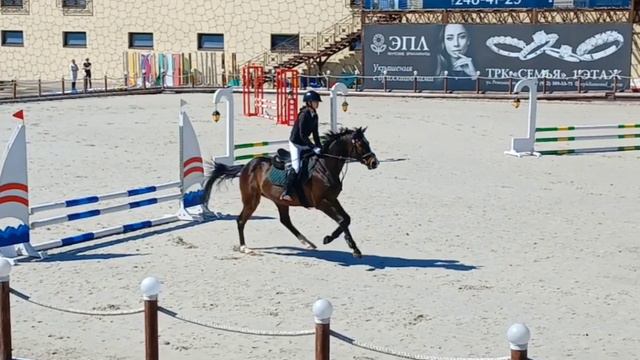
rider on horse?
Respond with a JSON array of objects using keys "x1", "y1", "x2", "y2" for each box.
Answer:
[{"x1": 281, "y1": 90, "x2": 323, "y2": 202}]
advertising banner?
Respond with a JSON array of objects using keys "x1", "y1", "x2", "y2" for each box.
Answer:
[
  {"x1": 363, "y1": 23, "x2": 632, "y2": 92},
  {"x1": 422, "y1": 0, "x2": 554, "y2": 10}
]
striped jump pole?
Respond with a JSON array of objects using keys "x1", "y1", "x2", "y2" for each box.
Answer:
[
  {"x1": 536, "y1": 123, "x2": 640, "y2": 132},
  {"x1": 29, "y1": 181, "x2": 181, "y2": 215},
  {"x1": 539, "y1": 146, "x2": 640, "y2": 156},
  {"x1": 234, "y1": 140, "x2": 290, "y2": 162},
  {"x1": 536, "y1": 132, "x2": 640, "y2": 143},
  {"x1": 29, "y1": 192, "x2": 183, "y2": 230},
  {"x1": 0, "y1": 101, "x2": 207, "y2": 261}
]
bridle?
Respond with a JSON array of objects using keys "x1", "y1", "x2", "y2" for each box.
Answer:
[
  {"x1": 319, "y1": 149, "x2": 374, "y2": 165},
  {"x1": 316, "y1": 138, "x2": 376, "y2": 183}
]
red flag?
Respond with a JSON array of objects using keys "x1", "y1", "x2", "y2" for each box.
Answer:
[{"x1": 12, "y1": 110, "x2": 24, "y2": 121}]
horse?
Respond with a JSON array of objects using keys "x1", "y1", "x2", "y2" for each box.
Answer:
[{"x1": 202, "y1": 127, "x2": 379, "y2": 258}]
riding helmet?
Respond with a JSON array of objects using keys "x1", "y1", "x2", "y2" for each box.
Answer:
[{"x1": 303, "y1": 90, "x2": 322, "y2": 103}]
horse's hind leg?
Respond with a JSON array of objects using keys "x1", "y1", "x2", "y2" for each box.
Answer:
[
  {"x1": 276, "y1": 204, "x2": 317, "y2": 249},
  {"x1": 236, "y1": 175, "x2": 261, "y2": 254}
]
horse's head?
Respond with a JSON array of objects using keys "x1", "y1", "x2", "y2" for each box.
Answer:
[
  {"x1": 349, "y1": 127, "x2": 378, "y2": 170},
  {"x1": 322, "y1": 127, "x2": 379, "y2": 170}
]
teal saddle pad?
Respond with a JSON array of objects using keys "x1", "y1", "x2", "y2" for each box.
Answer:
[
  {"x1": 268, "y1": 159, "x2": 316, "y2": 187},
  {"x1": 268, "y1": 167, "x2": 288, "y2": 187}
]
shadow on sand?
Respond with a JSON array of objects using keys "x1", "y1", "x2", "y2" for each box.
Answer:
[
  {"x1": 24, "y1": 213, "x2": 274, "y2": 263},
  {"x1": 253, "y1": 246, "x2": 478, "y2": 271}
]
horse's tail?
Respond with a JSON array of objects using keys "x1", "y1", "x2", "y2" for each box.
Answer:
[{"x1": 202, "y1": 162, "x2": 244, "y2": 206}]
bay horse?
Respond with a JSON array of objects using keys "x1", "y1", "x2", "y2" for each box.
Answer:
[{"x1": 202, "y1": 127, "x2": 379, "y2": 258}]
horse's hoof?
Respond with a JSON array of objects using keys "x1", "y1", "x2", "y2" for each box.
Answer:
[
  {"x1": 352, "y1": 250, "x2": 362, "y2": 258},
  {"x1": 235, "y1": 245, "x2": 255, "y2": 254},
  {"x1": 323, "y1": 236, "x2": 333, "y2": 245},
  {"x1": 298, "y1": 236, "x2": 317, "y2": 250}
]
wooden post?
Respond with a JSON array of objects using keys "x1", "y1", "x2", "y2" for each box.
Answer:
[
  {"x1": 354, "y1": 70, "x2": 359, "y2": 92},
  {"x1": 413, "y1": 72, "x2": 418, "y2": 93},
  {"x1": 326, "y1": 72, "x2": 331, "y2": 91},
  {"x1": 0, "y1": 259, "x2": 13, "y2": 360},
  {"x1": 313, "y1": 300, "x2": 332, "y2": 360},
  {"x1": 443, "y1": 71, "x2": 448, "y2": 93},
  {"x1": 83, "y1": 77, "x2": 88, "y2": 93},
  {"x1": 511, "y1": 349, "x2": 527, "y2": 360},
  {"x1": 315, "y1": 322, "x2": 330, "y2": 360},
  {"x1": 383, "y1": 71, "x2": 387, "y2": 92},
  {"x1": 613, "y1": 76, "x2": 619, "y2": 93},
  {"x1": 144, "y1": 298, "x2": 158, "y2": 360},
  {"x1": 12, "y1": 80, "x2": 17, "y2": 99},
  {"x1": 38, "y1": 78, "x2": 42, "y2": 97},
  {"x1": 141, "y1": 278, "x2": 160, "y2": 360},
  {"x1": 104, "y1": 75, "x2": 108, "y2": 93},
  {"x1": 61, "y1": 77, "x2": 65, "y2": 94},
  {"x1": 142, "y1": 70, "x2": 147, "y2": 89},
  {"x1": 231, "y1": 52, "x2": 237, "y2": 83},
  {"x1": 542, "y1": 77, "x2": 547, "y2": 94},
  {"x1": 221, "y1": 53, "x2": 227, "y2": 86},
  {"x1": 189, "y1": 53, "x2": 193, "y2": 85},
  {"x1": 577, "y1": 76, "x2": 582, "y2": 93},
  {"x1": 508, "y1": 77, "x2": 513, "y2": 94},
  {"x1": 299, "y1": 69, "x2": 305, "y2": 90},
  {"x1": 124, "y1": 72, "x2": 128, "y2": 88},
  {"x1": 475, "y1": 74, "x2": 480, "y2": 94}
]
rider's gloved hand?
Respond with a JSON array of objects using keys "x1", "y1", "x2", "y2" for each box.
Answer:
[{"x1": 313, "y1": 147, "x2": 321, "y2": 155}]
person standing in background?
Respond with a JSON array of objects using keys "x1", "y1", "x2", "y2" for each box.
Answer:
[
  {"x1": 69, "y1": 59, "x2": 79, "y2": 93},
  {"x1": 83, "y1": 58, "x2": 92, "y2": 90}
]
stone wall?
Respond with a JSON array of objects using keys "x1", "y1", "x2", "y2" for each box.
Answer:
[{"x1": 0, "y1": 0, "x2": 353, "y2": 80}]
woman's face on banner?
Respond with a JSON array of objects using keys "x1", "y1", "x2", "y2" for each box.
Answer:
[{"x1": 444, "y1": 24, "x2": 469, "y2": 59}]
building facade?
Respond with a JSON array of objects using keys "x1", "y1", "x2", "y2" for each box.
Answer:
[{"x1": 0, "y1": 0, "x2": 355, "y2": 81}]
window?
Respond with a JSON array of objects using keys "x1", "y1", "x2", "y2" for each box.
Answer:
[
  {"x1": 271, "y1": 34, "x2": 299, "y2": 53},
  {"x1": 62, "y1": 0, "x2": 86, "y2": 8},
  {"x1": 1, "y1": 0, "x2": 23, "y2": 6},
  {"x1": 198, "y1": 33, "x2": 224, "y2": 51},
  {"x1": 1, "y1": 31, "x2": 23, "y2": 46},
  {"x1": 129, "y1": 32, "x2": 153, "y2": 49},
  {"x1": 63, "y1": 32, "x2": 87, "y2": 47}
]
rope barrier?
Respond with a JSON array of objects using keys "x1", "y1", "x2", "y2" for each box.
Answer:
[
  {"x1": 6, "y1": 287, "x2": 524, "y2": 359},
  {"x1": 158, "y1": 306, "x2": 315, "y2": 337},
  {"x1": 10, "y1": 288, "x2": 144, "y2": 316},
  {"x1": 330, "y1": 330, "x2": 510, "y2": 360}
]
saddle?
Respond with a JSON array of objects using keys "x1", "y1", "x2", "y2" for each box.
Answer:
[
  {"x1": 272, "y1": 148, "x2": 291, "y2": 170},
  {"x1": 269, "y1": 148, "x2": 317, "y2": 208}
]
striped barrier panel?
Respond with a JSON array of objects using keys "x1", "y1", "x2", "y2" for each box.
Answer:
[
  {"x1": 0, "y1": 100, "x2": 208, "y2": 261},
  {"x1": 505, "y1": 79, "x2": 640, "y2": 157}
]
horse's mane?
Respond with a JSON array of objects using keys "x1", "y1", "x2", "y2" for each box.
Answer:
[{"x1": 321, "y1": 127, "x2": 364, "y2": 151}]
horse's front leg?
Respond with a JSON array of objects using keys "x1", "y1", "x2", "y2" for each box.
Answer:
[
  {"x1": 323, "y1": 226, "x2": 344, "y2": 245},
  {"x1": 317, "y1": 199, "x2": 362, "y2": 258}
]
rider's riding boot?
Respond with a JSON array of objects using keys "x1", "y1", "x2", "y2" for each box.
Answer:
[{"x1": 280, "y1": 169, "x2": 297, "y2": 201}]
